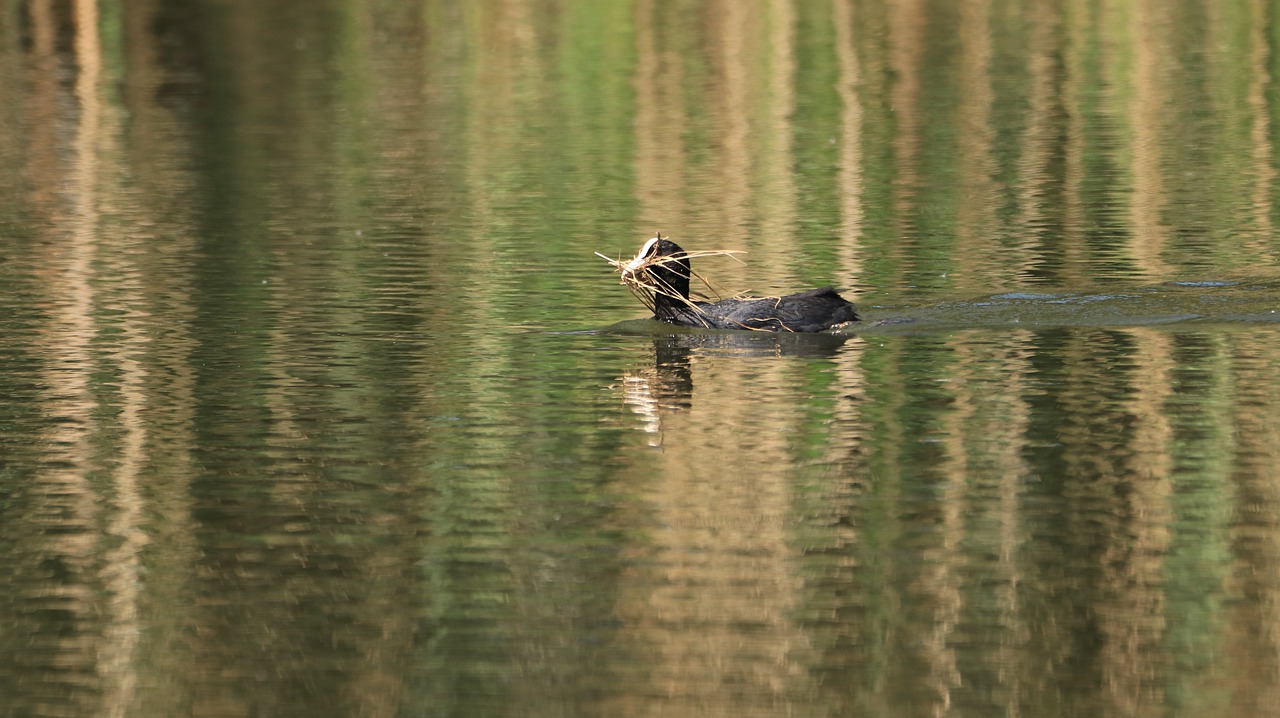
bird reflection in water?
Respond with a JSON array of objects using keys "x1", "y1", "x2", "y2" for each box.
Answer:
[{"x1": 619, "y1": 331, "x2": 852, "y2": 446}]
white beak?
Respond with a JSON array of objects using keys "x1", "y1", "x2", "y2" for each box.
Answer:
[{"x1": 622, "y1": 236, "x2": 661, "y2": 277}]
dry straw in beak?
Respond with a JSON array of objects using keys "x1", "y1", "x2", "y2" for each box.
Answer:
[{"x1": 595, "y1": 239, "x2": 746, "y2": 317}]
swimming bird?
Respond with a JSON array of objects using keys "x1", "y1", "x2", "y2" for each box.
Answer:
[{"x1": 611, "y1": 234, "x2": 859, "y2": 333}]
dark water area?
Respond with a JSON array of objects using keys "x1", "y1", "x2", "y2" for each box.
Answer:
[{"x1": 3, "y1": 0, "x2": 1280, "y2": 716}]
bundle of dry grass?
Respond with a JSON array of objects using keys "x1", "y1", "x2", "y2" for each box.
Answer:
[{"x1": 595, "y1": 232, "x2": 746, "y2": 318}]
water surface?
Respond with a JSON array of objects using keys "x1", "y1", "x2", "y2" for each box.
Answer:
[{"x1": 2, "y1": 1, "x2": 1280, "y2": 716}]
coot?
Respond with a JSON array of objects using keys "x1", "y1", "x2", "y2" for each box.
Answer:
[{"x1": 615, "y1": 234, "x2": 859, "y2": 333}]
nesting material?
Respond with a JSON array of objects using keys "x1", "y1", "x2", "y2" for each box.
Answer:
[{"x1": 596, "y1": 233, "x2": 747, "y2": 319}]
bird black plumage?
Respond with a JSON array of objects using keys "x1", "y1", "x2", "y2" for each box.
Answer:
[{"x1": 614, "y1": 234, "x2": 858, "y2": 333}]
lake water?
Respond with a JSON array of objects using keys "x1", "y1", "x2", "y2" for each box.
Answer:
[{"x1": 3, "y1": 0, "x2": 1280, "y2": 716}]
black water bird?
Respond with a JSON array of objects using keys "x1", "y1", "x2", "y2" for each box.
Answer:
[{"x1": 613, "y1": 234, "x2": 859, "y2": 333}]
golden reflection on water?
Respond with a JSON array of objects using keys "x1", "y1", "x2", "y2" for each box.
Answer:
[
  {"x1": 1129, "y1": 0, "x2": 1175, "y2": 278},
  {"x1": 69, "y1": 1, "x2": 149, "y2": 713},
  {"x1": 31, "y1": 0, "x2": 112, "y2": 711},
  {"x1": 834, "y1": 0, "x2": 866, "y2": 287},
  {"x1": 26, "y1": 0, "x2": 102, "y2": 713},
  {"x1": 612, "y1": 340, "x2": 852, "y2": 715},
  {"x1": 1246, "y1": 0, "x2": 1276, "y2": 257},
  {"x1": 1226, "y1": 332, "x2": 1280, "y2": 716}
]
